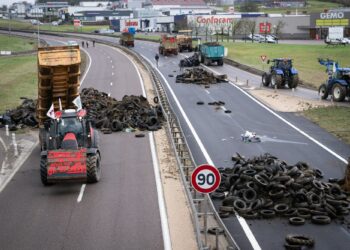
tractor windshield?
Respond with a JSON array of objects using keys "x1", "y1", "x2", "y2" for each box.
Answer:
[
  {"x1": 58, "y1": 117, "x2": 83, "y2": 137},
  {"x1": 277, "y1": 60, "x2": 292, "y2": 69}
]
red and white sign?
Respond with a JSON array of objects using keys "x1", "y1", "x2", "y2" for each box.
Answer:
[
  {"x1": 261, "y1": 55, "x2": 267, "y2": 62},
  {"x1": 73, "y1": 19, "x2": 81, "y2": 27},
  {"x1": 259, "y1": 22, "x2": 271, "y2": 33},
  {"x1": 191, "y1": 164, "x2": 221, "y2": 194}
]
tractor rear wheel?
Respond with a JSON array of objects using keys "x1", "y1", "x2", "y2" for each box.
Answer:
[
  {"x1": 218, "y1": 59, "x2": 224, "y2": 66},
  {"x1": 288, "y1": 74, "x2": 299, "y2": 89},
  {"x1": 40, "y1": 156, "x2": 50, "y2": 186},
  {"x1": 262, "y1": 73, "x2": 271, "y2": 87},
  {"x1": 318, "y1": 84, "x2": 328, "y2": 100},
  {"x1": 87, "y1": 154, "x2": 101, "y2": 183},
  {"x1": 271, "y1": 73, "x2": 282, "y2": 89},
  {"x1": 332, "y1": 83, "x2": 346, "y2": 102}
]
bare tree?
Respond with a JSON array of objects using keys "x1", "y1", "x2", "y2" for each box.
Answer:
[
  {"x1": 240, "y1": 19, "x2": 256, "y2": 43},
  {"x1": 204, "y1": 23, "x2": 209, "y2": 42},
  {"x1": 231, "y1": 19, "x2": 243, "y2": 42},
  {"x1": 273, "y1": 20, "x2": 285, "y2": 43}
]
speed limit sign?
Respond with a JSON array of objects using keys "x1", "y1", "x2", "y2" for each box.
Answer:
[{"x1": 191, "y1": 164, "x2": 221, "y2": 193}]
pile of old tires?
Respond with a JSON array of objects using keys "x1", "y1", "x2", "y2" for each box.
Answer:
[
  {"x1": 81, "y1": 88, "x2": 163, "y2": 134},
  {"x1": 212, "y1": 153, "x2": 350, "y2": 226},
  {"x1": 176, "y1": 68, "x2": 227, "y2": 85},
  {"x1": 0, "y1": 98, "x2": 38, "y2": 130},
  {"x1": 179, "y1": 53, "x2": 200, "y2": 67}
]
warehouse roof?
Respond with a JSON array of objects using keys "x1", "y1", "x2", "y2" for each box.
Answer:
[{"x1": 151, "y1": 0, "x2": 206, "y2": 6}]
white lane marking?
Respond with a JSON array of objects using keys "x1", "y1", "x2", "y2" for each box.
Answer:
[
  {"x1": 110, "y1": 60, "x2": 113, "y2": 63},
  {"x1": 149, "y1": 132, "x2": 172, "y2": 250},
  {"x1": 112, "y1": 72, "x2": 114, "y2": 76},
  {"x1": 104, "y1": 44, "x2": 146, "y2": 97},
  {"x1": 202, "y1": 65, "x2": 348, "y2": 165},
  {"x1": 110, "y1": 82, "x2": 113, "y2": 86},
  {"x1": 205, "y1": 90, "x2": 210, "y2": 94},
  {"x1": 77, "y1": 184, "x2": 86, "y2": 203},
  {"x1": 80, "y1": 47, "x2": 92, "y2": 86},
  {"x1": 0, "y1": 136, "x2": 8, "y2": 152},
  {"x1": 0, "y1": 141, "x2": 39, "y2": 193},
  {"x1": 142, "y1": 56, "x2": 261, "y2": 250},
  {"x1": 12, "y1": 133, "x2": 18, "y2": 157},
  {"x1": 112, "y1": 65, "x2": 114, "y2": 69}
]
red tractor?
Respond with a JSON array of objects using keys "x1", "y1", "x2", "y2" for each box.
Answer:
[{"x1": 40, "y1": 109, "x2": 101, "y2": 185}]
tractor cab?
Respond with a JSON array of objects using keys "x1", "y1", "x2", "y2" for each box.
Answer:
[{"x1": 45, "y1": 109, "x2": 93, "y2": 150}]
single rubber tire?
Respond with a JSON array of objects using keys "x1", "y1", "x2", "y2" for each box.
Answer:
[
  {"x1": 271, "y1": 73, "x2": 283, "y2": 89},
  {"x1": 87, "y1": 154, "x2": 101, "y2": 183},
  {"x1": 311, "y1": 215, "x2": 331, "y2": 225},
  {"x1": 262, "y1": 73, "x2": 270, "y2": 87},
  {"x1": 332, "y1": 83, "x2": 346, "y2": 102},
  {"x1": 40, "y1": 156, "x2": 50, "y2": 186},
  {"x1": 289, "y1": 217, "x2": 305, "y2": 226},
  {"x1": 288, "y1": 74, "x2": 299, "y2": 89},
  {"x1": 318, "y1": 84, "x2": 328, "y2": 100},
  {"x1": 286, "y1": 234, "x2": 314, "y2": 247}
]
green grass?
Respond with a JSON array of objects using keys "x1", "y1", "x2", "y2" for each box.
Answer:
[
  {"x1": 0, "y1": 19, "x2": 108, "y2": 33},
  {"x1": 0, "y1": 55, "x2": 37, "y2": 112},
  {"x1": 135, "y1": 34, "x2": 160, "y2": 41},
  {"x1": 303, "y1": 106, "x2": 350, "y2": 145},
  {"x1": 0, "y1": 34, "x2": 37, "y2": 51},
  {"x1": 222, "y1": 42, "x2": 350, "y2": 89}
]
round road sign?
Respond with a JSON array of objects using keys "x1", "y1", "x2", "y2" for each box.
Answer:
[{"x1": 191, "y1": 164, "x2": 221, "y2": 194}]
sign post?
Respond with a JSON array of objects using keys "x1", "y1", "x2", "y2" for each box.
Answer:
[
  {"x1": 191, "y1": 164, "x2": 221, "y2": 247},
  {"x1": 261, "y1": 55, "x2": 267, "y2": 73}
]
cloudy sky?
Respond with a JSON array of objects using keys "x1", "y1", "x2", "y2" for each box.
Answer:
[{"x1": 2, "y1": 0, "x2": 36, "y2": 6}]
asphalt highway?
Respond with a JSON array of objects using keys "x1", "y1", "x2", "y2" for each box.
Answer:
[
  {"x1": 127, "y1": 39, "x2": 350, "y2": 250},
  {"x1": 0, "y1": 34, "x2": 164, "y2": 249},
  {"x1": 2, "y1": 31, "x2": 350, "y2": 249}
]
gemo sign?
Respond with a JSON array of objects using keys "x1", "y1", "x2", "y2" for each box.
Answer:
[{"x1": 320, "y1": 12, "x2": 344, "y2": 19}]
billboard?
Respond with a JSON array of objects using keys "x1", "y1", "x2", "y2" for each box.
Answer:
[{"x1": 311, "y1": 11, "x2": 350, "y2": 27}]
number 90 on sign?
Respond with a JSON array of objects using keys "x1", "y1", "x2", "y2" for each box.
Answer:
[{"x1": 191, "y1": 164, "x2": 221, "y2": 194}]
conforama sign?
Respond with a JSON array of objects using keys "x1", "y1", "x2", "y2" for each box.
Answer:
[{"x1": 196, "y1": 16, "x2": 234, "y2": 24}]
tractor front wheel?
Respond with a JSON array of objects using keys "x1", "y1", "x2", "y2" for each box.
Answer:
[
  {"x1": 318, "y1": 84, "x2": 328, "y2": 100},
  {"x1": 288, "y1": 74, "x2": 299, "y2": 89},
  {"x1": 87, "y1": 154, "x2": 101, "y2": 183},
  {"x1": 40, "y1": 156, "x2": 50, "y2": 186},
  {"x1": 332, "y1": 83, "x2": 346, "y2": 102},
  {"x1": 262, "y1": 73, "x2": 271, "y2": 87},
  {"x1": 271, "y1": 73, "x2": 282, "y2": 89}
]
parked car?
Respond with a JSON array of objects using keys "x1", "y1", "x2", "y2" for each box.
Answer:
[
  {"x1": 259, "y1": 36, "x2": 277, "y2": 43},
  {"x1": 52, "y1": 21, "x2": 58, "y2": 26},
  {"x1": 341, "y1": 37, "x2": 350, "y2": 44},
  {"x1": 249, "y1": 34, "x2": 264, "y2": 42}
]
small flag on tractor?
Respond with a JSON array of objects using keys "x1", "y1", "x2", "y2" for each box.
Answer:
[
  {"x1": 47, "y1": 104, "x2": 55, "y2": 119},
  {"x1": 73, "y1": 96, "x2": 82, "y2": 111}
]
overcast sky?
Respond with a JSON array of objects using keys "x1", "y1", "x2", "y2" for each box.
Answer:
[{"x1": 2, "y1": 0, "x2": 36, "y2": 7}]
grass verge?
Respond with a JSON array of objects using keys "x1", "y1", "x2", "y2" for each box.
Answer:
[
  {"x1": 303, "y1": 106, "x2": 350, "y2": 145},
  {"x1": 0, "y1": 55, "x2": 37, "y2": 113},
  {"x1": 222, "y1": 42, "x2": 350, "y2": 89},
  {"x1": 0, "y1": 34, "x2": 37, "y2": 51},
  {"x1": 0, "y1": 20, "x2": 108, "y2": 33}
]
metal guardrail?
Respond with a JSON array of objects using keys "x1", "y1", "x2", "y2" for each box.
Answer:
[{"x1": 2, "y1": 29, "x2": 239, "y2": 250}]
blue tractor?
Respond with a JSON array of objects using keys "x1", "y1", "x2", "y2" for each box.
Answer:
[
  {"x1": 318, "y1": 58, "x2": 350, "y2": 102},
  {"x1": 262, "y1": 58, "x2": 299, "y2": 89}
]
